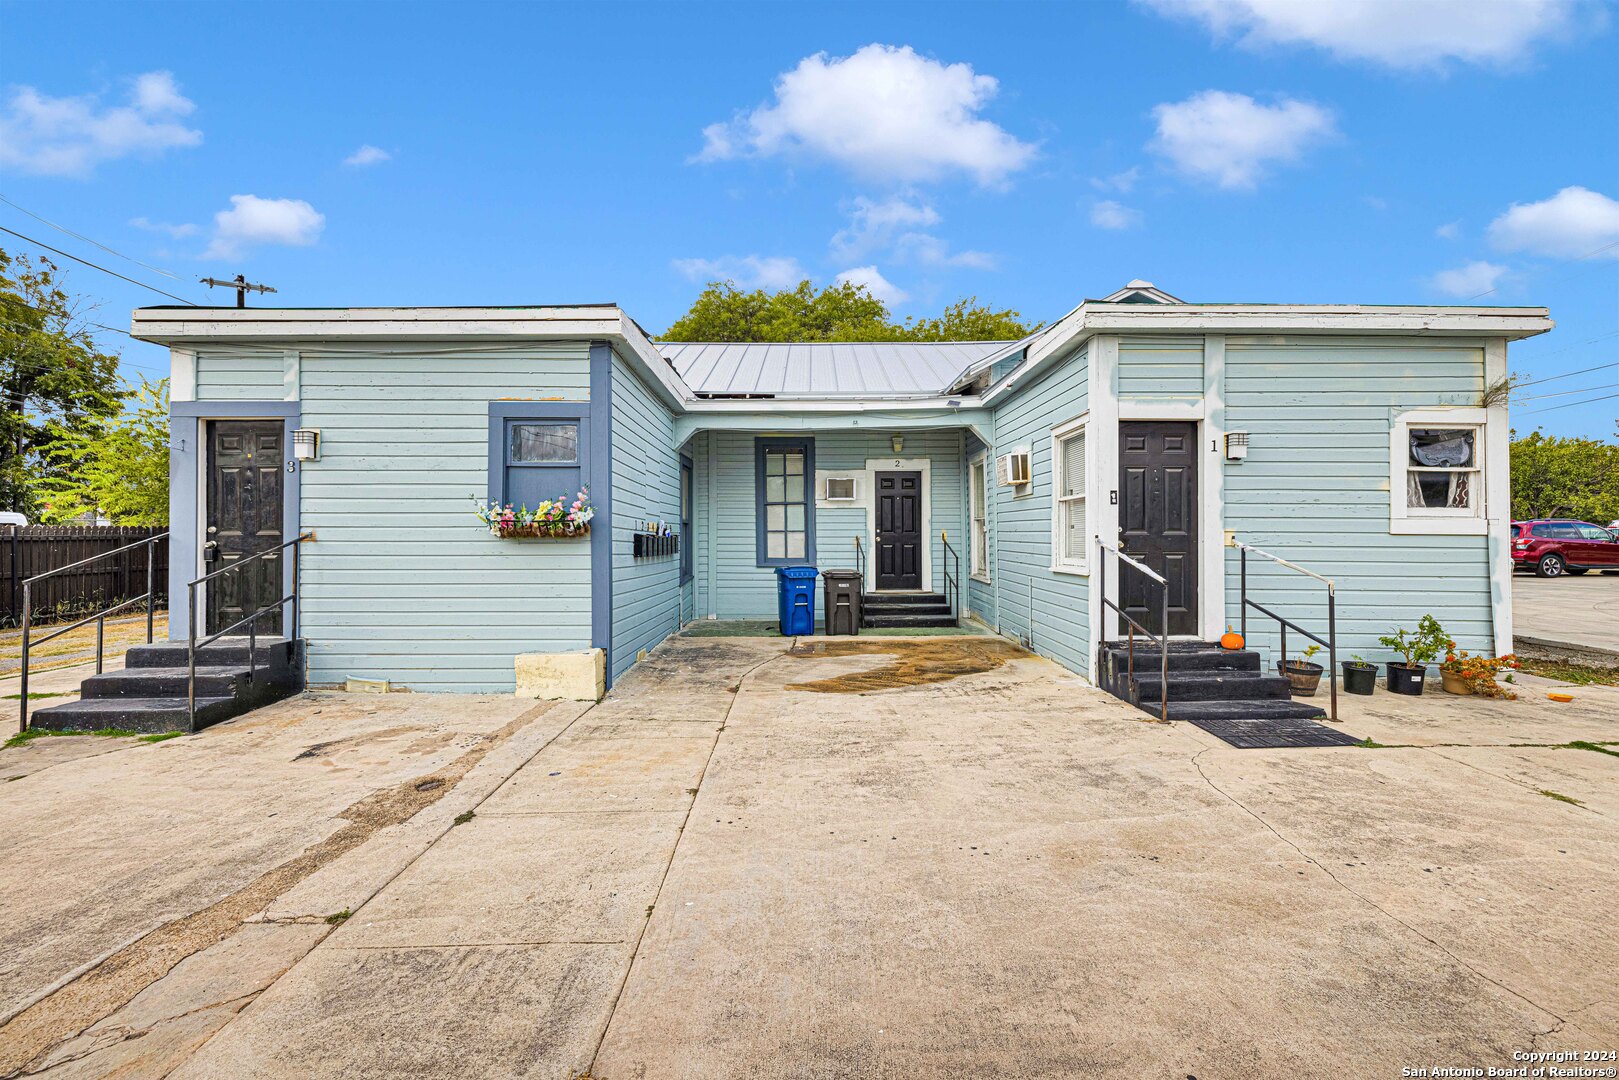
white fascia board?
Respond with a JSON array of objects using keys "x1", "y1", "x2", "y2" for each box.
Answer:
[
  {"x1": 682, "y1": 395, "x2": 984, "y2": 414},
  {"x1": 983, "y1": 304, "x2": 1554, "y2": 406},
  {"x1": 130, "y1": 304, "x2": 692, "y2": 412}
]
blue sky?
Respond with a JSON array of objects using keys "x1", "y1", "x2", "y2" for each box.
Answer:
[{"x1": 2, "y1": 0, "x2": 1616, "y2": 435}]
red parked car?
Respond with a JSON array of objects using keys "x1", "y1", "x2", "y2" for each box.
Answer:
[{"x1": 1511, "y1": 520, "x2": 1619, "y2": 577}]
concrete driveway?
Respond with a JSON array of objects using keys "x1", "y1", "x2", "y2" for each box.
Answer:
[
  {"x1": 1513, "y1": 571, "x2": 1619, "y2": 659},
  {"x1": 1, "y1": 635, "x2": 1615, "y2": 1078}
]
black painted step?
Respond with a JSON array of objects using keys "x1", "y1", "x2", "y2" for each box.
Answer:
[
  {"x1": 862, "y1": 612, "x2": 959, "y2": 628},
  {"x1": 28, "y1": 696, "x2": 240, "y2": 734},
  {"x1": 1131, "y1": 671, "x2": 1293, "y2": 703},
  {"x1": 125, "y1": 637, "x2": 294, "y2": 670},
  {"x1": 80, "y1": 665, "x2": 254, "y2": 699},
  {"x1": 1162, "y1": 698, "x2": 1328, "y2": 723},
  {"x1": 1100, "y1": 644, "x2": 1262, "y2": 674},
  {"x1": 861, "y1": 593, "x2": 949, "y2": 608}
]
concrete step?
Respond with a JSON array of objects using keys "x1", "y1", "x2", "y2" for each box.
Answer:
[
  {"x1": 1131, "y1": 671, "x2": 1293, "y2": 703},
  {"x1": 861, "y1": 612, "x2": 959, "y2": 629},
  {"x1": 126, "y1": 637, "x2": 294, "y2": 670},
  {"x1": 1161, "y1": 698, "x2": 1329, "y2": 723},
  {"x1": 28, "y1": 696, "x2": 240, "y2": 734},
  {"x1": 79, "y1": 665, "x2": 254, "y2": 699}
]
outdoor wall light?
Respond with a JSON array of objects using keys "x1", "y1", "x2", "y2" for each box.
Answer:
[
  {"x1": 1225, "y1": 431, "x2": 1250, "y2": 461},
  {"x1": 891, "y1": 434, "x2": 904, "y2": 454},
  {"x1": 293, "y1": 428, "x2": 321, "y2": 461}
]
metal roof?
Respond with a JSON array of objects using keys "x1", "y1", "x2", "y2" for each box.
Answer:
[{"x1": 657, "y1": 340, "x2": 1013, "y2": 397}]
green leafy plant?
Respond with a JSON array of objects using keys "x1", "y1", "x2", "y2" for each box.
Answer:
[
  {"x1": 1290, "y1": 643, "x2": 1322, "y2": 667},
  {"x1": 1379, "y1": 615, "x2": 1449, "y2": 668}
]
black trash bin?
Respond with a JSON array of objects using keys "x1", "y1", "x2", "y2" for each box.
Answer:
[{"x1": 822, "y1": 569, "x2": 862, "y2": 636}]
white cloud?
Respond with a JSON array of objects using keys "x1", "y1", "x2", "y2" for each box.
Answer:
[
  {"x1": 0, "y1": 70, "x2": 201, "y2": 177},
  {"x1": 1430, "y1": 260, "x2": 1509, "y2": 298},
  {"x1": 203, "y1": 195, "x2": 325, "y2": 260},
  {"x1": 344, "y1": 144, "x2": 391, "y2": 167},
  {"x1": 1091, "y1": 166, "x2": 1142, "y2": 193},
  {"x1": 1435, "y1": 221, "x2": 1461, "y2": 240},
  {"x1": 1150, "y1": 90, "x2": 1336, "y2": 190},
  {"x1": 834, "y1": 265, "x2": 909, "y2": 305},
  {"x1": 1137, "y1": 0, "x2": 1582, "y2": 70},
  {"x1": 671, "y1": 255, "x2": 806, "y2": 291},
  {"x1": 129, "y1": 216, "x2": 199, "y2": 239},
  {"x1": 1090, "y1": 200, "x2": 1144, "y2": 230},
  {"x1": 694, "y1": 44, "x2": 1037, "y2": 187},
  {"x1": 829, "y1": 195, "x2": 995, "y2": 269},
  {"x1": 1486, "y1": 186, "x2": 1619, "y2": 260}
]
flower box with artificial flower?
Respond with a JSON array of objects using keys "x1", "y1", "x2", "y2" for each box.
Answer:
[{"x1": 473, "y1": 487, "x2": 595, "y2": 539}]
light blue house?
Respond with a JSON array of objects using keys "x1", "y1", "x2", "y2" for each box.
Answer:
[{"x1": 118, "y1": 282, "x2": 1548, "y2": 710}]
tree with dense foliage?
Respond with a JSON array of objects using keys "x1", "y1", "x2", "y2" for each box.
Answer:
[
  {"x1": 39, "y1": 377, "x2": 170, "y2": 525},
  {"x1": 1509, "y1": 429, "x2": 1619, "y2": 524},
  {"x1": 661, "y1": 280, "x2": 1040, "y2": 343},
  {"x1": 0, "y1": 248, "x2": 127, "y2": 518}
]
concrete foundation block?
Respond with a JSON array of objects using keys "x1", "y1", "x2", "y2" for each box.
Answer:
[{"x1": 515, "y1": 649, "x2": 605, "y2": 702}]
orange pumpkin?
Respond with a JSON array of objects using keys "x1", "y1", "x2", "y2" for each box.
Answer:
[{"x1": 1219, "y1": 629, "x2": 1245, "y2": 650}]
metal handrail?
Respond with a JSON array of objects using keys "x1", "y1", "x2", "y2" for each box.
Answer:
[
  {"x1": 1236, "y1": 541, "x2": 1337, "y2": 723},
  {"x1": 940, "y1": 531, "x2": 961, "y2": 626},
  {"x1": 1096, "y1": 537, "x2": 1170, "y2": 722},
  {"x1": 18, "y1": 532, "x2": 168, "y2": 733},
  {"x1": 186, "y1": 533, "x2": 312, "y2": 728},
  {"x1": 853, "y1": 534, "x2": 866, "y2": 589}
]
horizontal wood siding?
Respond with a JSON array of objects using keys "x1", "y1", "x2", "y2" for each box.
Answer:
[
  {"x1": 194, "y1": 348, "x2": 285, "y2": 400},
  {"x1": 1118, "y1": 336, "x2": 1202, "y2": 401},
  {"x1": 611, "y1": 354, "x2": 682, "y2": 680},
  {"x1": 1222, "y1": 339, "x2": 1494, "y2": 663},
  {"x1": 703, "y1": 430, "x2": 966, "y2": 619},
  {"x1": 298, "y1": 343, "x2": 592, "y2": 692},
  {"x1": 987, "y1": 347, "x2": 1089, "y2": 676}
]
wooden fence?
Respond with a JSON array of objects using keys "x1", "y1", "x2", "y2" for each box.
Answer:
[{"x1": 2, "y1": 526, "x2": 169, "y2": 627}]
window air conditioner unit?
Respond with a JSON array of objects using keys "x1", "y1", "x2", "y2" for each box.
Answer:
[
  {"x1": 996, "y1": 452, "x2": 1031, "y2": 487},
  {"x1": 824, "y1": 477, "x2": 857, "y2": 502}
]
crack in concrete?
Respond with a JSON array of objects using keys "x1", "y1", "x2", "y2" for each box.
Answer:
[
  {"x1": 1419, "y1": 745, "x2": 1606, "y2": 817},
  {"x1": 1188, "y1": 747, "x2": 1588, "y2": 1040},
  {"x1": 0, "y1": 701, "x2": 559, "y2": 1078},
  {"x1": 586, "y1": 649, "x2": 784, "y2": 1075}
]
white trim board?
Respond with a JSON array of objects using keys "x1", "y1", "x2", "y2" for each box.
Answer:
[
  {"x1": 863, "y1": 457, "x2": 933, "y2": 592},
  {"x1": 1388, "y1": 406, "x2": 1490, "y2": 537}
]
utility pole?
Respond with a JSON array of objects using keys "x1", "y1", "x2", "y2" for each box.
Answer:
[{"x1": 200, "y1": 274, "x2": 277, "y2": 308}]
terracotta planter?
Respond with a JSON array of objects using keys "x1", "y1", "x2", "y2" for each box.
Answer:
[
  {"x1": 493, "y1": 523, "x2": 591, "y2": 540},
  {"x1": 1278, "y1": 659, "x2": 1324, "y2": 697},
  {"x1": 1439, "y1": 669, "x2": 1473, "y2": 695},
  {"x1": 1386, "y1": 663, "x2": 1426, "y2": 696},
  {"x1": 1341, "y1": 661, "x2": 1377, "y2": 696}
]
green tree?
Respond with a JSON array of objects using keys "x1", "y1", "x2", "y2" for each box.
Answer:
[
  {"x1": 661, "y1": 279, "x2": 1040, "y2": 343},
  {"x1": 1509, "y1": 430, "x2": 1619, "y2": 524},
  {"x1": 40, "y1": 377, "x2": 170, "y2": 526},
  {"x1": 0, "y1": 248, "x2": 127, "y2": 517}
]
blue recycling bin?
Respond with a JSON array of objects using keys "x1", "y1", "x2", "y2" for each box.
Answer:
[{"x1": 775, "y1": 566, "x2": 818, "y2": 636}]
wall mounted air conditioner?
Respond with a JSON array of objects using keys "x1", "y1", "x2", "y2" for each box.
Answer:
[
  {"x1": 824, "y1": 476, "x2": 857, "y2": 501},
  {"x1": 996, "y1": 451, "x2": 1031, "y2": 487}
]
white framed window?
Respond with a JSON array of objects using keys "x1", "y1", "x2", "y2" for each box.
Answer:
[
  {"x1": 1050, "y1": 414, "x2": 1089, "y2": 574},
  {"x1": 968, "y1": 453, "x2": 990, "y2": 582},
  {"x1": 1389, "y1": 408, "x2": 1488, "y2": 535}
]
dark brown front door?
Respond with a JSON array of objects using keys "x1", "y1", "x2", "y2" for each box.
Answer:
[
  {"x1": 875, "y1": 471, "x2": 922, "y2": 591},
  {"x1": 206, "y1": 420, "x2": 285, "y2": 634},
  {"x1": 1118, "y1": 421, "x2": 1198, "y2": 637}
]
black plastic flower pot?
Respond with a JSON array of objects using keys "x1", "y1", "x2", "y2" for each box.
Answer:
[
  {"x1": 1278, "y1": 660, "x2": 1325, "y2": 697},
  {"x1": 1385, "y1": 663, "x2": 1427, "y2": 696},
  {"x1": 1341, "y1": 661, "x2": 1377, "y2": 696}
]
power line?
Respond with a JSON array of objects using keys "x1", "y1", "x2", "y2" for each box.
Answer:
[
  {"x1": 1524, "y1": 391, "x2": 1619, "y2": 414},
  {"x1": 1519, "y1": 381, "x2": 1618, "y2": 402},
  {"x1": 1514, "y1": 360, "x2": 1618, "y2": 390},
  {"x1": 0, "y1": 224, "x2": 199, "y2": 306},
  {"x1": 0, "y1": 193, "x2": 184, "y2": 280},
  {"x1": 1466, "y1": 238, "x2": 1619, "y2": 301}
]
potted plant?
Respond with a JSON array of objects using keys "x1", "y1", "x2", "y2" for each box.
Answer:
[
  {"x1": 1439, "y1": 646, "x2": 1519, "y2": 699},
  {"x1": 1377, "y1": 615, "x2": 1448, "y2": 696},
  {"x1": 1341, "y1": 655, "x2": 1377, "y2": 696},
  {"x1": 1278, "y1": 644, "x2": 1324, "y2": 696}
]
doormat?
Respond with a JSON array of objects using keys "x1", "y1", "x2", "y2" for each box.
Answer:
[{"x1": 1184, "y1": 716, "x2": 1363, "y2": 749}]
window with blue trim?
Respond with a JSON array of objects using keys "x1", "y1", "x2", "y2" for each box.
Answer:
[
  {"x1": 755, "y1": 437, "x2": 815, "y2": 566},
  {"x1": 487, "y1": 403, "x2": 589, "y2": 510}
]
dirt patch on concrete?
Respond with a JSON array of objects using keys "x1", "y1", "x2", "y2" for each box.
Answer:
[
  {"x1": 785, "y1": 638, "x2": 1028, "y2": 693},
  {"x1": 0, "y1": 702, "x2": 557, "y2": 1075}
]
